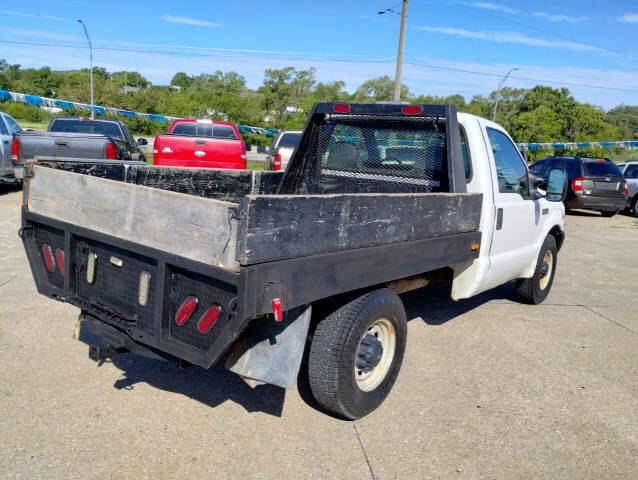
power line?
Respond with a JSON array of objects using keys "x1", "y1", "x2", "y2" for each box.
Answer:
[
  {"x1": 2, "y1": 39, "x2": 638, "y2": 94},
  {"x1": 447, "y1": 1, "x2": 638, "y2": 60}
]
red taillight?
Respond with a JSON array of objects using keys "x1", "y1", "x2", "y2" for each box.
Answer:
[
  {"x1": 55, "y1": 249, "x2": 65, "y2": 276},
  {"x1": 42, "y1": 244, "x2": 55, "y2": 272},
  {"x1": 105, "y1": 142, "x2": 118, "y2": 160},
  {"x1": 402, "y1": 105, "x2": 423, "y2": 115},
  {"x1": 153, "y1": 137, "x2": 159, "y2": 156},
  {"x1": 272, "y1": 298, "x2": 283, "y2": 322},
  {"x1": 11, "y1": 138, "x2": 20, "y2": 163},
  {"x1": 333, "y1": 103, "x2": 351, "y2": 113},
  {"x1": 273, "y1": 153, "x2": 282, "y2": 171},
  {"x1": 175, "y1": 297, "x2": 198, "y2": 326},
  {"x1": 197, "y1": 306, "x2": 221, "y2": 334},
  {"x1": 572, "y1": 176, "x2": 584, "y2": 193},
  {"x1": 624, "y1": 179, "x2": 629, "y2": 195}
]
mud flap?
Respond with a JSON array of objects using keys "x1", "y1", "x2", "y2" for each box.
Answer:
[{"x1": 225, "y1": 305, "x2": 312, "y2": 390}]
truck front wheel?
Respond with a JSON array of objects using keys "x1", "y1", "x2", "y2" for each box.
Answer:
[
  {"x1": 515, "y1": 235, "x2": 557, "y2": 304},
  {"x1": 308, "y1": 288, "x2": 407, "y2": 420}
]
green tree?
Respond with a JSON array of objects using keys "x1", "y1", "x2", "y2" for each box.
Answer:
[{"x1": 352, "y1": 75, "x2": 409, "y2": 102}]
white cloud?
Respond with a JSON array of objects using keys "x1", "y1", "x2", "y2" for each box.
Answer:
[
  {"x1": 618, "y1": 13, "x2": 638, "y2": 24},
  {"x1": 532, "y1": 12, "x2": 589, "y2": 23},
  {"x1": 0, "y1": 27, "x2": 80, "y2": 42},
  {"x1": 420, "y1": 26, "x2": 604, "y2": 52},
  {"x1": 460, "y1": 2, "x2": 519, "y2": 14},
  {"x1": 161, "y1": 15, "x2": 222, "y2": 28},
  {"x1": 0, "y1": 9, "x2": 65, "y2": 21}
]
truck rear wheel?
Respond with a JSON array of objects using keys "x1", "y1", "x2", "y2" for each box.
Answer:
[
  {"x1": 515, "y1": 235, "x2": 557, "y2": 305},
  {"x1": 308, "y1": 288, "x2": 407, "y2": 420}
]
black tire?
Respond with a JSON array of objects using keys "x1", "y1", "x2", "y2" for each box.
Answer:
[
  {"x1": 600, "y1": 210, "x2": 618, "y2": 217},
  {"x1": 631, "y1": 197, "x2": 638, "y2": 218},
  {"x1": 308, "y1": 288, "x2": 407, "y2": 420},
  {"x1": 515, "y1": 235, "x2": 558, "y2": 305}
]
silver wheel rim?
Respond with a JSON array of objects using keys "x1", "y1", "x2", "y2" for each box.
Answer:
[
  {"x1": 355, "y1": 318, "x2": 396, "y2": 392},
  {"x1": 539, "y1": 250, "x2": 554, "y2": 290}
]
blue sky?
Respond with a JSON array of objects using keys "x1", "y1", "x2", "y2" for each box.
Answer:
[{"x1": 0, "y1": 0, "x2": 637, "y2": 109}]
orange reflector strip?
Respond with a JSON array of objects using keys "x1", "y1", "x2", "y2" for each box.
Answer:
[{"x1": 471, "y1": 243, "x2": 480, "y2": 251}]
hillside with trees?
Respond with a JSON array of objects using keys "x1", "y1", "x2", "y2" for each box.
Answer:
[{"x1": 1, "y1": 61, "x2": 636, "y2": 157}]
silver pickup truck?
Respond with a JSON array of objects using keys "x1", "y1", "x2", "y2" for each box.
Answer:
[{"x1": 12, "y1": 117, "x2": 146, "y2": 179}]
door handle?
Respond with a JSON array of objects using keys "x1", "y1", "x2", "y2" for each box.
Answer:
[
  {"x1": 2, "y1": 140, "x2": 8, "y2": 144},
  {"x1": 496, "y1": 208, "x2": 504, "y2": 230}
]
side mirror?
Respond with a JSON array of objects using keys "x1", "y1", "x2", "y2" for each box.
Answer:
[
  {"x1": 545, "y1": 168, "x2": 568, "y2": 202},
  {"x1": 137, "y1": 138, "x2": 148, "y2": 146}
]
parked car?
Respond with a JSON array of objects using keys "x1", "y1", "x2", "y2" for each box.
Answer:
[
  {"x1": 618, "y1": 160, "x2": 638, "y2": 216},
  {"x1": 266, "y1": 130, "x2": 302, "y2": 171},
  {"x1": 530, "y1": 156, "x2": 627, "y2": 216},
  {"x1": 0, "y1": 112, "x2": 22, "y2": 181},
  {"x1": 20, "y1": 103, "x2": 568, "y2": 419},
  {"x1": 153, "y1": 119, "x2": 246, "y2": 169},
  {"x1": 11, "y1": 117, "x2": 146, "y2": 179}
]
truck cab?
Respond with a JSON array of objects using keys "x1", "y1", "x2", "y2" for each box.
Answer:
[{"x1": 452, "y1": 113, "x2": 565, "y2": 300}]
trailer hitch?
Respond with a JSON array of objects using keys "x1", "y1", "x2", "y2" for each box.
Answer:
[{"x1": 88, "y1": 344, "x2": 121, "y2": 364}]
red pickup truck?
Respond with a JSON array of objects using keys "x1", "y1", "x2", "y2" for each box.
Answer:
[{"x1": 153, "y1": 119, "x2": 246, "y2": 169}]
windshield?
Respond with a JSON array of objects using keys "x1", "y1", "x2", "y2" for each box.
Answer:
[
  {"x1": 279, "y1": 133, "x2": 301, "y2": 149},
  {"x1": 49, "y1": 119, "x2": 124, "y2": 140},
  {"x1": 584, "y1": 161, "x2": 622, "y2": 177}
]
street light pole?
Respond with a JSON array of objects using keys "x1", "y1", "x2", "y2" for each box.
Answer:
[
  {"x1": 492, "y1": 67, "x2": 518, "y2": 122},
  {"x1": 77, "y1": 19, "x2": 94, "y2": 119},
  {"x1": 379, "y1": 0, "x2": 409, "y2": 102}
]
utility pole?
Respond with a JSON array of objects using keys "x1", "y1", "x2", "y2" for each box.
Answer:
[
  {"x1": 77, "y1": 19, "x2": 94, "y2": 119},
  {"x1": 379, "y1": 0, "x2": 409, "y2": 102},
  {"x1": 492, "y1": 67, "x2": 518, "y2": 122}
]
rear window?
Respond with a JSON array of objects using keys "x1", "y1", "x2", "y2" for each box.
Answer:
[
  {"x1": 584, "y1": 161, "x2": 622, "y2": 177},
  {"x1": 171, "y1": 122, "x2": 237, "y2": 139},
  {"x1": 49, "y1": 119, "x2": 123, "y2": 140},
  {"x1": 316, "y1": 116, "x2": 446, "y2": 193},
  {"x1": 279, "y1": 133, "x2": 301, "y2": 149}
]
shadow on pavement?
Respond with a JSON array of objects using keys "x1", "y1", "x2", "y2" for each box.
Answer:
[
  {"x1": 79, "y1": 328, "x2": 286, "y2": 417},
  {"x1": 401, "y1": 280, "x2": 515, "y2": 326},
  {"x1": 0, "y1": 182, "x2": 22, "y2": 195},
  {"x1": 566, "y1": 209, "x2": 603, "y2": 217}
]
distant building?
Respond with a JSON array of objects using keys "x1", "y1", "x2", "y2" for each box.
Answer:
[{"x1": 120, "y1": 86, "x2": 140, "y2": 94}]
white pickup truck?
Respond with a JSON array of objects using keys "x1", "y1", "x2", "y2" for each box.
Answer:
[{"x1": 21, "y1": 103, "x2": 567, "y2": 419}]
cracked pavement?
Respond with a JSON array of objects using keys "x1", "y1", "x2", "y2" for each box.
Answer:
[{"x1": 1, "y1": 185, "x2": 637, "y2": 479}]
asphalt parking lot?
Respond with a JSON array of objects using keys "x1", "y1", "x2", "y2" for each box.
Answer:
[{"x1": 1, "y1": 185, "x2": 637, "y2": 479}]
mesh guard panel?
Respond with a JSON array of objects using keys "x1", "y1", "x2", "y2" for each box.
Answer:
[{"x1": 304, "y1": 115, "x2": 447, "y2": 194}]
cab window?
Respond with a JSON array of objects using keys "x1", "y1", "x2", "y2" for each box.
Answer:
[
  {"x1": 487, "y1": 127, "x2": 529, "y2": 196},
  {"x1": 459, "y1": 126, "x2": 471, "y2": 181},
  {"x1": 625, "y1": 164, "x2": 638, "y2": 179}
]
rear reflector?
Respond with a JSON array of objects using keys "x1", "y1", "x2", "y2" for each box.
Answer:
[
  {"x1": 175, "y1": 297, "x2": 198, "y2": 326},
  {"x1": 471, "y1": 243, "x2": 480, "y2": 251},
  {"x1": 86, "y1": 252, "x2": 97, "y2": 284},
  {"x1": 197, "y1": 306, "x2": 221, "y2": 334},
  {"x1": 272, "y1": 298, "x2": 283, "y2": 322},
  {"x1": 55, "y1": 248, "x2": 65, "y2": 276},
  {"x1": 402, "y1": 105, "x2": 424, "y2": 115},
  {"x1": 42, "y1": 244, "x2": 55, "y2": 272},
  {"x1": 138, "y1": 271, "x2": 151, "y2": 306},
  {"x1": 333, "y1": 104, "x2": 351, "y2": 113}
]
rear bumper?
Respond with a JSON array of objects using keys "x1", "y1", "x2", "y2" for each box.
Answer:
[{"x1": 566, "y1": 194, "x2": 627, "y2": 211}]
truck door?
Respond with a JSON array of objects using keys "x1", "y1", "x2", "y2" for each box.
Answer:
[{"x1": 481, "y1": 122, "x2": 541, "y2": 287}]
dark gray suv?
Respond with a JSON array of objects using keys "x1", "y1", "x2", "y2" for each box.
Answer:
[{"x1": 530, "y1": 156, "x2": 627, "y2": 216}]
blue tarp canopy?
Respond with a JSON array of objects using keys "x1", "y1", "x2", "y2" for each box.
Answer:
[
  {"x1": 0, "y1": 89, "x2": 10, "y2": 101},
  {"x1": 91, "y1": 106, "x2": 104, "y2": 116},
  {"x1": 25, "y1": 95, "x2": 42, "y2": 106},
  {"x1": 149, "y1": 114, "x2": 165, "y2": 123}
]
